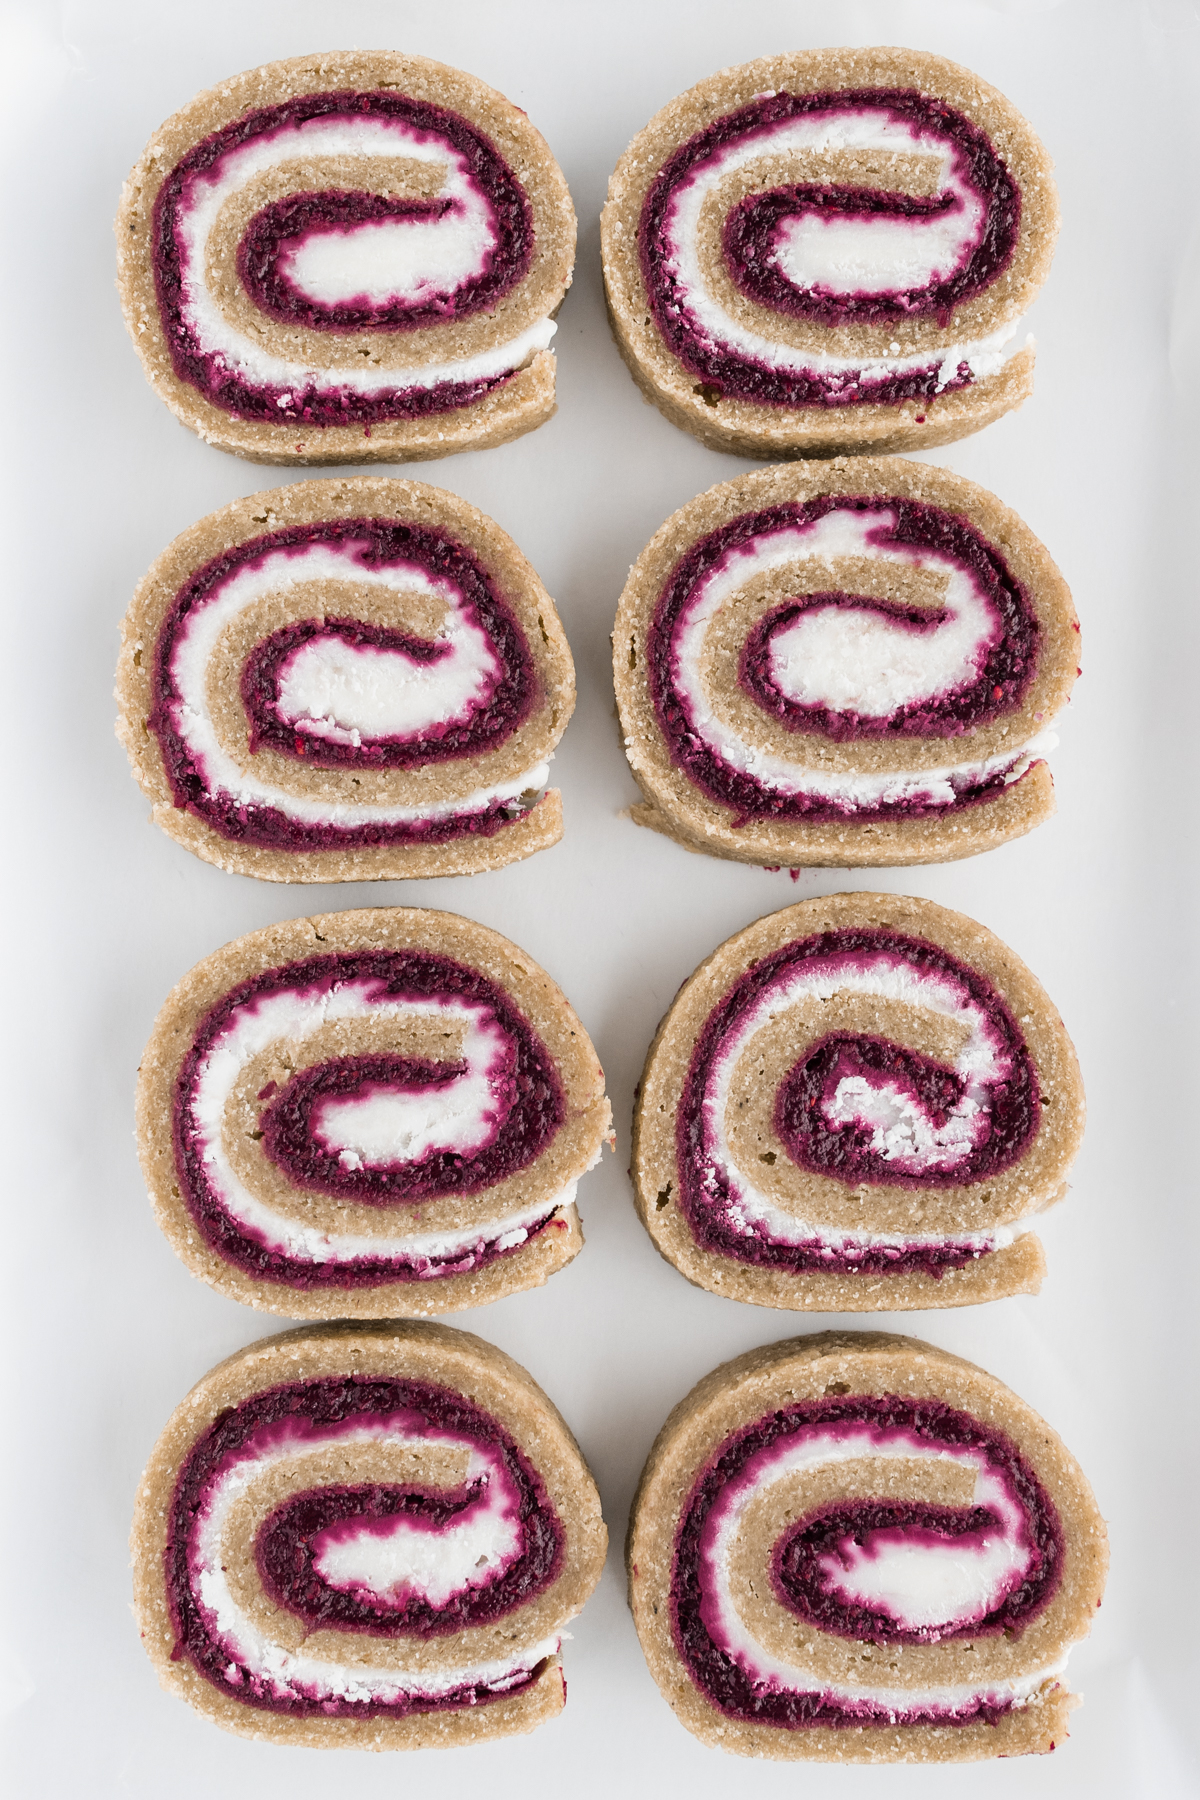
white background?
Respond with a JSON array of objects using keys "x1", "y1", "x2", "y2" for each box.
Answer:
[{"x1": 3, "y1": 1, "x2": 1198, "y2": 1794}]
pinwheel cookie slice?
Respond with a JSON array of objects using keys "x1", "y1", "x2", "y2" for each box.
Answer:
[
  {"x1": 117, "y1": 479, "x2": 575, "y2": 881},
  {"x1": 602, "y1": 49, "x2": 1057, "y2": 458},
  {"x1": 136, "y1": 908, "x2": 611, "y2": 1316},
  {"x1": 628, "y1": 1331, "x2": 1107, "y2": 1762},
  {"x1": 133, "y1": 1319, "x2": 607, "y2": 1746},
  {"x1": 116, "y1": 51, "x2": 575, "y2": 463},
  {"x1": 613, "y1": 459, "x2": 1078, "y2": 868},
  {"x1": 632, "y1": 893, "x2": 1083, "y2": 1310}
]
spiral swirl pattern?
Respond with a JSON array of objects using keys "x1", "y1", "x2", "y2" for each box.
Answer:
[
  {"x1": 117, "y1": 53, "x2": 575, "y2": 461},
  {"x1": 118, "y1": 480, "x2": 575, "y2": 881},
  {"x1": 633, "y1": 893, "x2": 1084, "y2": 1310},
  {"x1": 628, "y1": 1334, "x2": 1107, "y2": 1762},
  {"x1": 614, "y1": 460, "x2": 1078, "y2": 868},
  {"x1": 137, "y1": 910, "x2": 610, "y2": 1316},
  {"x1": 133, "y1": 1323, "x2": 607, "y2": 1746},
  {"x1": 602, "y1": 51, "x2": 1057, "y2": 457}
]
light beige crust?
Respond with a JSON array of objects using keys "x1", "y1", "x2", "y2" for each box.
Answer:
[
  {"x1": 601, "y1": 48, "x2": 1058, "y2": 458},
  {"x1": 136, "y1": 907, "x2": 612, "y2": 1317},
  {"x1": 115, "y1": 51, "x2": 576, "y2": 464},
  {"x1": 132, "y1": 1319, "x2": 608, "y2": 1748},
  {"x1": 116, "y1": 478, "x2": 576, "y2": 881},
  {"x1": 631, "y1": 892, "x2": 1084, "y2": 1311},
  {"x1": 613, "y1": 458, "x2": 1078, "y2": 868},
  {"x1": 627, "y1": 1331, "x2": 1107, "y2": 1762}
]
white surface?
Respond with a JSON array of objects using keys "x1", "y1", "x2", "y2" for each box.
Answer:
[{"x1": 1, "y1": 1, "x2": 1198, "y2": 1795}]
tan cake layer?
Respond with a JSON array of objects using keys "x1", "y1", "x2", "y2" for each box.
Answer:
[
  {"x1": 116, "y1": 477, "x2": 576, "y2": 882},
  {"x1": 133, "y1": 1320, "x2": 608, "y2": 1748},
  {"x1": 137, "y1": 907, "x2": 612, "y2": 1317},
  {"x1": 627, "y1": 1332, "x2": 1107, "y2": 1763},
  {"x1": 117, "y1": 51, "x2": 576, "y2": 463},
  {"x1": 632, "y1": 892, "x2": 1084, "y2": 1311},
  {"x1": 613, "y1": 458, "x2": 1078, "y2": 868},
  {"x1": 602, "y1": 48, "x2": 1058, "y2": 458}
]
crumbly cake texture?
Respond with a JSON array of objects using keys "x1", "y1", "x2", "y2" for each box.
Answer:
[
  {"x1": 632, "y1": 892, "x2": 1084, "y2": 1311},
  {"x1": 136, "y1": 907, "x2": 612, "y2": 1317},
  {"x1": 116, "y1": 51, "x2": 576, "y2": 464},
  {"x1": 627, "y1": 1331, "x2": 1107, "y2": 1763},
  {"x1": 115, "y1": 478, "x2": 575, "y2": 882},
  {"x1": 602, "y1": 48, "x2": 1058, "y2": 458},
  {"x1": 132, "y1": 1319, "x2": 608, "y2": 1747},
  {"x1": 613, "y1": 457, "x2": 1078, "y2": 868}
]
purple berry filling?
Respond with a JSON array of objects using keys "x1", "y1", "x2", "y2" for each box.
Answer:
[
  {"x1": 639, "y1": 89, "x2": 1019, "y2": 409},
  {"x1": 238, "y1": 186, "x2": 525, "y2": 334},
  {"x1": 152, "y1": 90, "x2": 534, "y2": 425},
  {"x1": 168, "y1": 1375, "x2": 564, "y2": 1716},
  {"x1": 152, "y1": 516, "x2": 539, "y2": 852},
  {"x1": 671, "y1": 1393, "x2": 1063, "y2": 1729},
  {"x1": 675, "y1": 927, "x2": 1039, "y2": 1279},
  {"x1": 650, "y1": 496, "x2": 1039, "y2": 825},
  {"x1": 173, "y1": 948, "x2": 566, "y2": 1289}
]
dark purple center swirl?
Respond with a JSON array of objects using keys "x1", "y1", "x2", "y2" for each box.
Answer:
[
  {"x1": 672, "y1": 1393, "x2": 1063, "y2": 1730},
  {"x1": 152, "y1": 516, "x2": 539, "y2": 852},
  {"x1": 649, "y1": 497, "x2": 1040, "y2": 827},
  {"x1": 173, "y1": 947, "x2": 565, "y2": 1290},
  {"x1": 639, "y1": 89, "x2": 1020, "y2": 409},
  {"x1": 151, "y1": 90, "x2": 534, "y2": 425},
  {"x1": 237, "y1": 187, "x2": 520, "y2": 332},
  {"x1": 168, "y1": 1375, "x2": 564, "y2": 1717},
  {"x1": 676, "y1": 927, "x2": 1039, "y2": 1279}
]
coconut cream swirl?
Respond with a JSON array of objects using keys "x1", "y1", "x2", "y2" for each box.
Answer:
[
  {"x1": 647, "y1": 495, "x2": 1050, "y2": 825},
  {"x1": 167, "y1": 1375, "x2": 565, "y2": 1718},
  {"x1": 677, "y1": 926, "x2": 1040, "y2": 1277},
  {"x1": 173, "y1": 948, "x2": 573, "y2": 1289},
  {"x1": 150, "y1": 516, "x2": 549, "y2": 853},
  {"x1": 672, "y1": 1393, "x2": 1064, "y2": 1730},
  {"x1": 639, "y1": 89, "x2": 1026, "y2": 409},
  {"x1": 153, "y1": 90, "x2": 554, "y2": 425}
]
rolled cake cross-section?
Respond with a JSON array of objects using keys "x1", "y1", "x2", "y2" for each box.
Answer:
[
  {"x1": 116, "y1": 51, "x2": 575, "y2": 463},
  {"x1": 633, "y1": 893, "x2": 1083, "y2": 1310},
  {"x1": 117, "y1": 479, "x2": 575, "y2": 881},
  {"x1": 133, "y1": 1320, "x2": 607, "y2": 1746},
  {"x1": 613, "y1": 459, "x2": 1078, "y2": 868},
  {"x1": 137, "y1": 908, "x2": 611, "y2": 1316},
  {"x1": 602, "y1": 49, "x2": 1057, "y2": 458},
  {"x1": 628, "y1": 1331, "x2": 1107, "y2": 1762}
]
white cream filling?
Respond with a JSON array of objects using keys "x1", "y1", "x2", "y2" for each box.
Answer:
[
  {"x1": 645, "y1": 505, "x2": 1058, "y2": 811},
  {"x1": 192, "y1": 1416, "x2": 555, "y2": 1703},
  {"x1": 700, "y1": 951, "x2": 1035, "y2": 1253},
  {"x1": 281, "y1": 208, "x2": 496, "y2": 309},
  {"x1": 175, "y1": 111, "x2": 555, "y2": 394},
  {"x1": 276, "y1": 627, "x2": 498, "y2": 747},
  {"x1": 662, "y1": 102, "x2": 1023, "y2": 387},
  {"x1": 190, "y1": 979, "x2": 572, "y2": 1266},
  {"x1": 697, "y1": 1425, "x2": 1063, "y2": 1713},
  {"x1": 167, "y1": 536, "x2": 547, "y2": 825}
]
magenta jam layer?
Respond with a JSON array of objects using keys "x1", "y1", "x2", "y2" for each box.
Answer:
[
  {"x1": 167, "y1": 1374, "x2": 563, "y2": 1718},
  {"x1": 173, "y1": 947, "x2": 566, "y2": 1289},
  {"x1": 639, "y1": 89, "x2": 1019, "y2": 409},
  {"x1": 649, "y1": 497, "x2": 1039, "y2": 827},
  {"x1": 152, "y1": 90, "x2": 533, "y2": 425},
  {"x1": 150, "y1": 516, "x2": 539, "y2": 853},
  {"x1": 672, "y1": 1393, "x2": 1062, "y2": 1730},
  {"x1": 676, "y1": 926, "x2": 1038, "y2": 1277}
]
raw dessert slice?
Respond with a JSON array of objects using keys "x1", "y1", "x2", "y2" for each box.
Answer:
[
  {"x1": 117, "y1": 51, "x2": 575, "y2": 463},
  {"x1": 117, "y1": 478, "x2": 574, "y2": 881},
  {"x1": 632, "y1": 892, "x2": 1083, "y2": 1309},
  {"x1": 613, "y1": 458, "x2": 1077, "y2": 867},
  {"x1": 137, "y1": 908, "x2": 611, "y2": 1315},
  {"x1": 133, "y1": 1319, "x2": 607, "y2": 1745},
  {"x1": 602, "y1": 49, "x2": 1057, "y2": 457},
  {"x1": 628, "y1": 1330, "x2": 1106, "y2": 1761}
]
